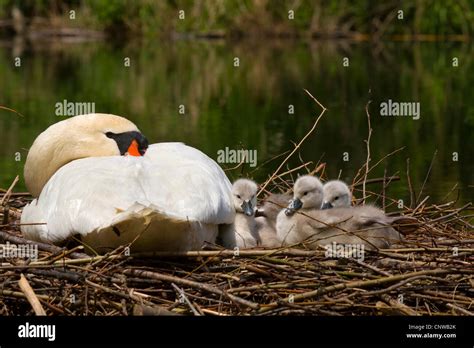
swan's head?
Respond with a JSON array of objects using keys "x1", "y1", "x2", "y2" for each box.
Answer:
[
  {"x1": 232, "y1": 179, "x2": 258, "y2": 216},
  {"x1": 25, "y1": 113, "x2": 149, "y2": 197},
  {"x1": 322, "y1": 180, "x2": 352, "y2": 209},
  {"x1": 285, "y1": 175, "x2": 323, "y2": 216}
]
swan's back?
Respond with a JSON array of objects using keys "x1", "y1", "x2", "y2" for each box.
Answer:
[
  {"x1": 21, "y1": 143, "x2": 234, "y2": 250},
  {"x1": 142, "y1": 143, "x2": 234, "y2": 223}
]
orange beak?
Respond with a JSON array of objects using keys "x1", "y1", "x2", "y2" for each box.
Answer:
[{"x1": 126, "y1": 140, "x2": 142, "y2": 156}]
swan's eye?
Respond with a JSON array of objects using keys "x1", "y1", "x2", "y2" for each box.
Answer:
[
  {"x1": 334, "y1": 196, "x2": 339, "y2": 200},
  {"x1": 236, "y1": 195, "x2": 241, "y2": 199},
  {"x1": 303, "y1": 192, "x2": 308, "y2": 196}
]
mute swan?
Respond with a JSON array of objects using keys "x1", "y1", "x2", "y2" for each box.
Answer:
[
  {"x1": 220, "y1": 179, "x2": 282, "y2": 249},
  {"x1": 21, "y1": 114, "x2": 235, "y2": 253},
  {"x1": 322, "y1": 180, "x2": 352, "y2": 209},
  {"x1": 276, "y1": 175, "x2": 403, "y2": 250}
]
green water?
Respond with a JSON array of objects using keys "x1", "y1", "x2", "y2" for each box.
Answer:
[{"x1": 0, "y1": 38, "x2": 473, "y2": 209}]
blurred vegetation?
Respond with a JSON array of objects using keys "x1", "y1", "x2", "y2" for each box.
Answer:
[
  {"x1": 0, "y1": 0, "x2": 473, "y2": 37},
  {"x1": 0, "y1": 38, "x2": 473, "y2": 205},
  {"x1": 0, "y1": 1, "x2": 472, "y2": 206}
]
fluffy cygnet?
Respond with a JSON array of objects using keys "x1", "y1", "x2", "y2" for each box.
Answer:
[
  {"x1": 322, "y1": 180, "x2": 352, "y2": 209},
  {"x1": 221, "y1": 179, "x2": 282, "y2": 249},
  {"x1": 276, "y1": 175, "x2": 404, "y2": 250}
]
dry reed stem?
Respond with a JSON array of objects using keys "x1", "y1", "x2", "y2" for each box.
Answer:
[
  {"x1": 362, "y1": 99, "x2": 372, "y2": 204},
  {"x1": 18, "y1": 273, "x2": 46, "y2": 315},
  {"x1": 0, "y1": 175, "x2": 19, "y2": 206},
  {"x1": 257, "y1": 89, "x2": 327, "y2": 197}
]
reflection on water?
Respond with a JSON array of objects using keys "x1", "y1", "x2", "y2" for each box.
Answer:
[{"x1": 0, "y1": 38, "x2": 473, "y2": 208}]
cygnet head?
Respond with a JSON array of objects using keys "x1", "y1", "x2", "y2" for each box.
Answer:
[
  {"x1": 322, "y1": 180, "x2": 352, "y2": 209},
  {"x1": 24, "y1": 113, "x2": 149, "y2": 197},
  {"x1": 232, "y1": 179, "x2": 258, "y2": 216},
  {"x1": 285, "y1": 175, "x2": 323, "y2": 216}
]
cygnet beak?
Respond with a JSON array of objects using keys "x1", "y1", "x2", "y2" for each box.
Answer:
[
  {"x1": 285, "y1": 198, "x2": 302, "y2": 216},
  {"x1": 241, "y1": 200, "x2": 254, "y2": 217},
  {"x1": 321, "y1": 201, "x2": 333, "y2": 210}
]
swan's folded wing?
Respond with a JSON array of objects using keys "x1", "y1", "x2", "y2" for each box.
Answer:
[
  {"x1": 21, "y1": 157, "x2": 151, "y2": 242},
  {"x1": 143, "y1": 143, "x2": 235, "y2": 224}
]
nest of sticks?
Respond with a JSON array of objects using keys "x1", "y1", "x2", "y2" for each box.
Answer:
[
  {"x1": 0, "y1": 94, "x2": 472, "y2": 316},
  {"x1": 0, "y1": 181, "x2": 473, "y2": 316}
]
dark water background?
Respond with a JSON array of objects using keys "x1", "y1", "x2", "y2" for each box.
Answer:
[{"x1": 1, "y1": 38, "x2": 473, "y2": 209}]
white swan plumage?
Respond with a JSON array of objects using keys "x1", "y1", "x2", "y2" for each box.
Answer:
[{"x1": 21, "y1": 114, "x2": 235, "y2": 253}]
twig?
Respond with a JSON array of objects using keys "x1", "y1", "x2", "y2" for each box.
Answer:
[
  {"x1": 18, "y1": 274, "x2": 47, "y2": 315},
  {"x1": 446, "y1": 303, "x2": 473, "y2": 316},
  {"x1": 351, "y1": 258, "x2": 391, "y2": 276},
  {"x1": 362, "y1": 99, "x2": 372, "y2": 204},
  {"x1": 259, "y1": 269, "x2": 468, "y2": 313},
  {"x1": 0, "y1": 289, "x2": 49, "y2": 300},
  {"x1": 2, "y1": 205, "x2": 9, "y2": 225},
  {"x1": 417, "y1": 150, "x2": 437, "y2": 203},
  {"x1": 379, "y1": 294, "x2": 419, "y2": 316},
  {"x1": 132, "y1": 304, "x2": 180, "y2": 316},
  {"x1": 406, "y1": 158, "x2": 415, "y2": 208},
  {"x1": 0, "y1": 175, "x2": 19, "y2": 206},
  {"x1": 124, "y1": 269, "x2": 259, "y2": 310},
  {"x1": 0, "y1": 231, "x2": 89, "y2": 259},
  {"x1": 412, "y1": 196, "x2": 430, "y2": 215},
  {"x1": 382, "y1": 167, "x2": 387, "y2": 210},
  {"x1": 131, "y1": 248, "x2": 324, "y2": 258},
  {"x1": 0, "y1": 105, "x2": 24, "y2": 117},
  {"x1": 361, "y1": 275, "x2": 440, "y2": 296},
  {"x1": 171, "y1": 283, "x2": 201, "y2": 316},
  {"x1": 352, "y1": 175, "x2": 400, "y2": 187},
  {"x1": 257, "y1": 89, "x2": 327, "y2": 196},
  {"x1": 428, "y1": 203, "x2": 471, "y2": 223}
]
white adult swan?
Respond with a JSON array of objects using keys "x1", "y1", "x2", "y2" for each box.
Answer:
[{"x1": 21, "y1": 114, "x2": 235, "y2": 253}]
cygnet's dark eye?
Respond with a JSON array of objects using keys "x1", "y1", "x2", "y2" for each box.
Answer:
[
  {"x1": 334, "y1": 196, "x2": 339, "y2": 200},
  {"x1": 303, "y1": 192, "x2": 308, "y2": 196},
  {"x1": 236, "y1": 195, "x2": 241, "y2": 199}
]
